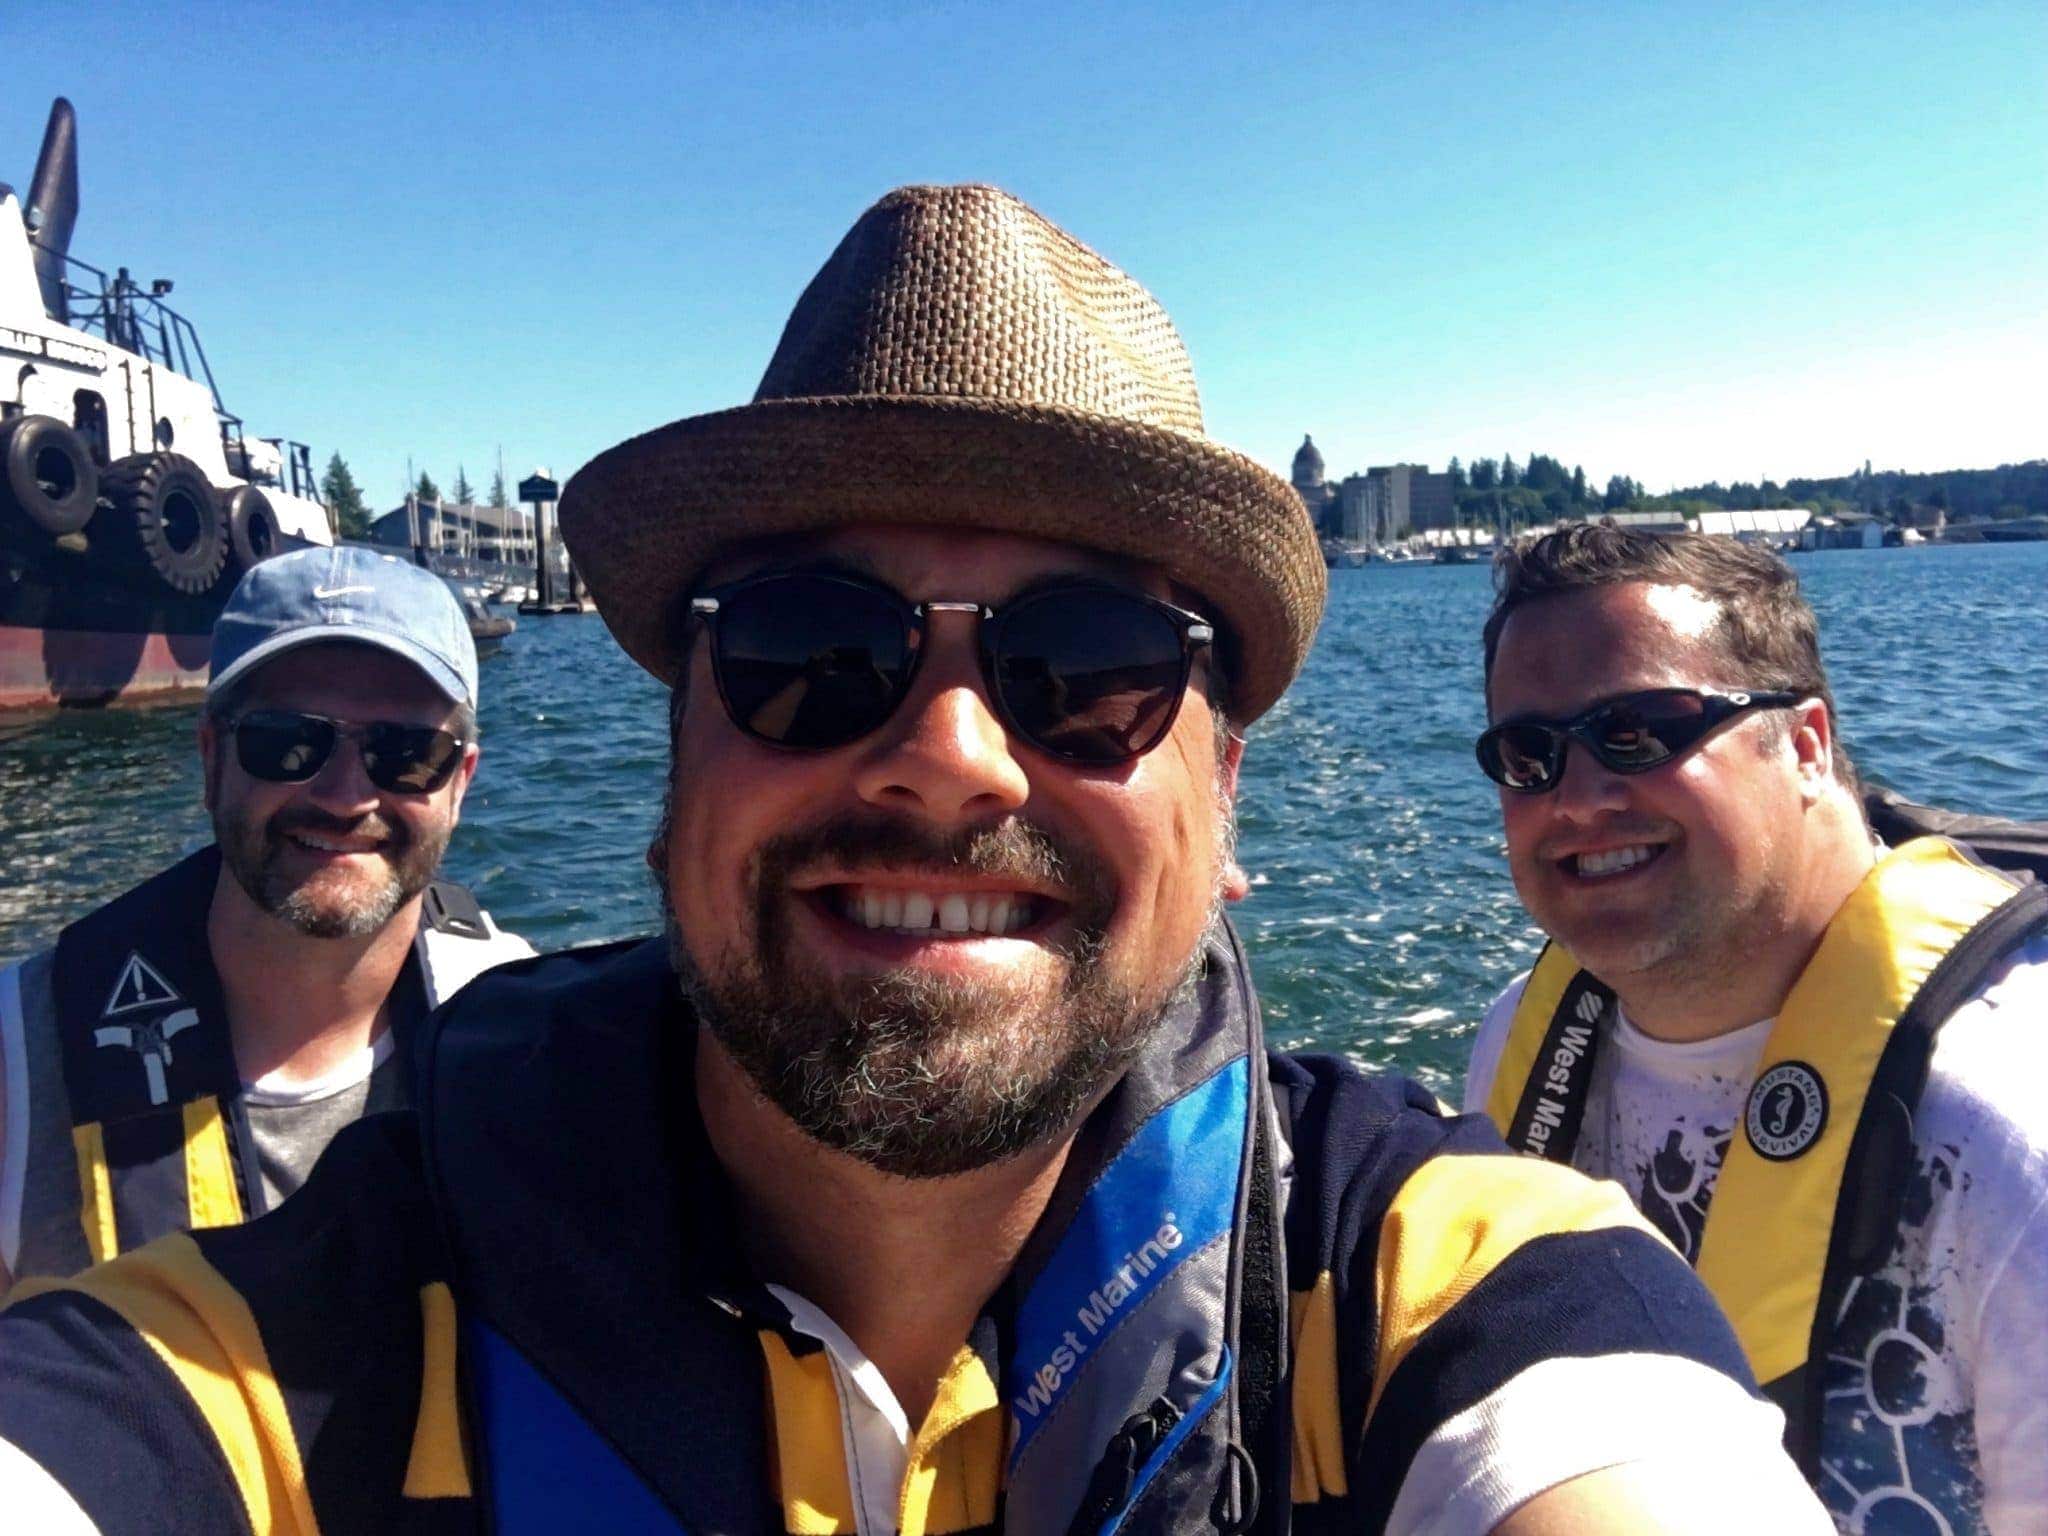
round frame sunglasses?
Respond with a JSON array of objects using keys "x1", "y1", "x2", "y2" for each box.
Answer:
[
  {"x1": 687, "y1": 570, "x2": 1216, "y2": 765},
  {"x1": 1475, "y1": 687, "x2": 1804, "y2": 794},
  {"x1": 230, "y1": 709, "x2": 470, "y2": 795}
]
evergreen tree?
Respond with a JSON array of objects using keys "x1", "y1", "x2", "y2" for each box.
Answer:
[
  {"x1": 1448, "y1": 456, "x2": 1465, "y2": 488},
  {"x1": 1603, "y1": 474, "x2": 1632, "y2": 510},
  {"x1": 453, "y1": 465, "x2": 475, "y2": 505},
  {"x1": 1572, "y1": 465, "x2": 1587, "y2": 503},
  {"x1": 1501, "y1": 455, "x2": 1519, "y2": 488},
  {"x1": 415, "y1": 470, "x2": 441, "y2": 503},
  {"x1": 322, "y1": 453, "x2": 372, "y2": 540},
  {"x1": 1471, "y1": 457, "x2": 1499, "y2": 491},
  {"x1": 488, "y1": 466, "x2": 509, "y2": 509}
]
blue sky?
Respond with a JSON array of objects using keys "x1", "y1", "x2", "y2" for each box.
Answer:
[{"x1": 5, "y1": 1, "x2": 2041, "y2": 505}]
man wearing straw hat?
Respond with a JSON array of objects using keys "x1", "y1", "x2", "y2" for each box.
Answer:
[{"x1": 0, "y1": 187, "x2": 1827, "y2": 1533}]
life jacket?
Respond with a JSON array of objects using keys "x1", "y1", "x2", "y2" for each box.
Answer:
[
  {"x1": 1484, "y1": 835, "x2": 2048, "y2": 1473},
  {"x1": 23, "y1": 844, "x2": 521, "y2": 1271},
  {"x1": 419, "y1": 923, "x2": 1291, "y2": 1536}
]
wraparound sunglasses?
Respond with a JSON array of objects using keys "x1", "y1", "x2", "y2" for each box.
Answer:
[
  {"x1": 687, "y1": 570, "x2": 1215, "y2": 764},
  {"x1": 1475, "y1": 687, "x2": 1803, "y2": 793},
  {"x1": 231, "y1": 709, "x2": 469, "y2": 794}
]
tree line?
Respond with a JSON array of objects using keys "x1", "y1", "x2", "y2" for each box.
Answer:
[
  {"x1": 317, "y1": 457, "x2": 515, "y2": 541},
  {"x1": 1447, "y1": 454, "x2": 2046, "y2": 529}
]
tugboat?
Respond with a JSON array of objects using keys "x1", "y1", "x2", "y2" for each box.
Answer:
[{"x1": 1, "y1": 99, "x2": 336, "y2": 712}]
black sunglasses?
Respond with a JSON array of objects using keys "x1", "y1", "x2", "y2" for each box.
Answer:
[
  {"x1": 1475, "y1": 687, "x2": 1803, "y2": 794},
  {"x1": 231, "y1": 709, "x2": 468, "y2": 794},
  {"x1": 686, "y1": 571, "x2": 1215, "y2": 764}
]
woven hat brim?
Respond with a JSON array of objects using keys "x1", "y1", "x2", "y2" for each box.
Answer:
[{"x1": 559, "y1": 397, "x2": 1327, "y2": 724}]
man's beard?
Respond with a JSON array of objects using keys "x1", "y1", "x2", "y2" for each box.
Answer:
[
  {"x1": 662, "y1": 812, "x2": 1209, "y2": 1179},
  {"x1": 216, "y1": 801, "x2": 446, "y2": 940}
]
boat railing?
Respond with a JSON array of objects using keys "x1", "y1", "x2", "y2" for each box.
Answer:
[{"x1": 30, "y1": 240, "x2": 234, "y2": 420}]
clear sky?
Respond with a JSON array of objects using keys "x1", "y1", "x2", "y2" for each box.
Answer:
[{"x1": 5, "y1": 1, "x2": 2041, "y2": 505}]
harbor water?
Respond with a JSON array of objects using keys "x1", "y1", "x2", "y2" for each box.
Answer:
[{"x1": 3, "y1": 541, "x2": 2042, "y2": 1097}]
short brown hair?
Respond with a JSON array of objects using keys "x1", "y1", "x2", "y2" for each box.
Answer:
[{"x1": 1482, "y1": 525, "x2": 1852, "y2": 778}]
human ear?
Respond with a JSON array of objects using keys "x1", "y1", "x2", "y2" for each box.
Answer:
[
  {"x1": 1219, "y1": 732, "x2": 1251, "y2": 903},
  {"x1": 1790, "y1": 698, "x2": 1834, "y2": 801}
]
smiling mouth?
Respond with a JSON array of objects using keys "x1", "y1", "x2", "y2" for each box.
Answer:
[
  {"x1": 810, "y1": 883, "x2": 1062, "y2": 938},
  {"x1": 1561, "y1": 844, "x2": 1669, "y2": 881},
  {"x1": 283, "y1": 830, "x2": 389, "y2": 857}
]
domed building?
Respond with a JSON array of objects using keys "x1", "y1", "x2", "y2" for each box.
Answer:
[
  {"x1": 1291, "y1": 435, "x2": 1335, "y2": 528},
  {"x1": 1289, "y1": 432, "x2": 1460, "y2": 549}
]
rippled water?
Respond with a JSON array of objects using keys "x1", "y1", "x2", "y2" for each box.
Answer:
[{"x1": 3, "y1": 542, "x2": 2041, "y2": 1096}]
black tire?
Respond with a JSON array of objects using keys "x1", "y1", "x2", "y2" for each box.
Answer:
[
  {"x1": 94, "y1": 453, "x2": 229, "y2": 595},
  {"x1": 222, "y1": 484, "x2": 280, "y2": 573},
  {"x1": 0, "y1": 414, "x2": 99, "y2": 537}
]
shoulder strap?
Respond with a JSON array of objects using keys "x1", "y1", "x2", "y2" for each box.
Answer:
[
  {"x1": 421, "y1": 881, "x2": 488, "y2": 940},
  {"x1": 1782, "y1": 875, "x2": 2048, "y2": 1473},
  {"x1": 47, "y1": 849, "x2": 254, "y2": 1259},
  {"x1": 1487, "y1": 946, "x2": 1612, "y2": 1163}
]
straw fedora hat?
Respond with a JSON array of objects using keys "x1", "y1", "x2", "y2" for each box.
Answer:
[{"x1": 559, "y1": 183, "x2": 1325, "y2": 724}]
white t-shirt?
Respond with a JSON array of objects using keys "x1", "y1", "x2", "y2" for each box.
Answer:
[{"x1": 1464, "y1": 937, "x2": 2048, "y2": 1536}]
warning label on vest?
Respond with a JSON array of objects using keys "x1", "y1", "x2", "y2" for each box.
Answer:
[{"x1": 101, "y1": 953, "x2": 183, "y2": 1018}]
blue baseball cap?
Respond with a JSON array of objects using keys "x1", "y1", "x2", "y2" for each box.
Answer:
[{"x1": 208, "y1": 546, "x2": 478, "y2": 710}]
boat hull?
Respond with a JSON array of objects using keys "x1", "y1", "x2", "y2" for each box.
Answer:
[{"x1": 1, "y1": 553, "x2": 221, "y2": 711}]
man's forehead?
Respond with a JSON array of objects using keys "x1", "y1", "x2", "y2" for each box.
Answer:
[
  {"x1": 701, "y1": 523, "x2": 1172, "y2": 600},
  {"x1": 1491, "y1": 580, "x2": 1732, "y2": 713},
  {"x1": 241, "y1": 642, "x2": 454, "y2": 712}
]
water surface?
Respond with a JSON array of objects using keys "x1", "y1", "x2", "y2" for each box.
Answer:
[{"x1": 4, "y1": 541, "x2": 2041, "y2": 1096}]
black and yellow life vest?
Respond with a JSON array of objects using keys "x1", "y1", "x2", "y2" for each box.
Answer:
[
  {"x1": 1485, "y1": 835, "x2": 2048, "y2": 1470},
  {"x1": 37, "y1": 844, "x2": 510, "y2": 1269},
  {"x1": 0, "y1": 923, "x2": 1761, "y2": 1536}
]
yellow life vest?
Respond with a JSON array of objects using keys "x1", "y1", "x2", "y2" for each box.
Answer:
[{"x1": 1484, "y1": 836, "x2": 2047, "y2": 1466}]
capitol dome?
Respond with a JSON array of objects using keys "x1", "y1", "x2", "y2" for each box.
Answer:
[{"x1": 1291, "y1": 434, "x2": 1325, "y2": 486}]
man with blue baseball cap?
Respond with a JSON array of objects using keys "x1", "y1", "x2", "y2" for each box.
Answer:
[{"x1": 0, "y1": 546, "x2": 530, "y2": 1288}]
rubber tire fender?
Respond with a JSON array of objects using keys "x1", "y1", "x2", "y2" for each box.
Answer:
[
  {"x1": 222, "y1": 484, "x2": 281, "y2": 574},
  {"x1": 0, "y1": 413, "x2": 99, "y2": 536},
  {"x1": 94, "y1": 452, "x2": 229, "y2": 596}
]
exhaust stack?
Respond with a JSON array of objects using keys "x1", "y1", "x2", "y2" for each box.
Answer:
[{"x1": 25, "y1": 98, "x2": 79, "y2": 324}]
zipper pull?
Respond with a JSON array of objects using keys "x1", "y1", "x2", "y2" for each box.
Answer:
[{"x1": 1072, "y1": 1397, "x2": 1183, "y2": 1534}]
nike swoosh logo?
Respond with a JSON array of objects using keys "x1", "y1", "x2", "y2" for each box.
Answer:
[{"x1": 313, "y1": 585, "x2": 373, "y2": 599}]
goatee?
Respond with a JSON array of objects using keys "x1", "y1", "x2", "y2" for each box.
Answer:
[
  {"x1": 218, "y1": 806, "x2": 444, "y2": 939},
  {"x1": 663, "y1": 812, "x2": 1199, "y2": 1179}
]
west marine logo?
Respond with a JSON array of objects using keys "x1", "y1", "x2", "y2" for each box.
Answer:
[
  {"x1": 1012, "y1": 1214, "x2": 1186, "y2": 1420},
  {"x1": 95, "y1": 952, "x2": 196, "y2": 1106},
  {"x1": 1520, "y1": 987, "x2": 1603, "y2": 1154}
]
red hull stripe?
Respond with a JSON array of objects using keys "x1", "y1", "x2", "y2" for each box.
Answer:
[{"x1": 0, "y1": 624, "x2": 214, "y2": 710}]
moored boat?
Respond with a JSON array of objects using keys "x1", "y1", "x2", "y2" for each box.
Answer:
[{"x1": 2, "y1": 99, "x2": 335, "y2": 713}]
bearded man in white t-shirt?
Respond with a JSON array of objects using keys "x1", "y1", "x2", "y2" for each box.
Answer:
[{"x1": 1461, "y1": 524, "x2": 2048, "y2": 1536}]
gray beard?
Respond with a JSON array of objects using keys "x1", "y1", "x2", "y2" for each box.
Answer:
[
  {"x1": 662, "y1": 813, "x2": 1206, "y2": 1179},
  {"x1": 217, "y1": 807, "x2": 443, "y2": 940}
]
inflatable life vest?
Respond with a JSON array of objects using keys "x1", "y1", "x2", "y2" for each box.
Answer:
[
  {"x1": 28, "y1": 844, "x2": 519, "y2": 1268},
  {"x1": 420, "y1": 926, "x2": 1290, "y2": 1536},
  {"x1": 1485, "y1": 835, "x2": 2048, "y2": 1472}
]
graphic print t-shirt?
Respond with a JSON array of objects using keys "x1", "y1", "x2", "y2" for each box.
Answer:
[{"x1": 1463, "y1": 940, "x2": 2048, "y2": 1536}]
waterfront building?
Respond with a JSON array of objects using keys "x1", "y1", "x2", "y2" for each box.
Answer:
[
  {"x1": 1291, "y1": 435, "x2": 1458, "y2": 543},
  {"x1": 368, "y1": 497, "x2": 538, "y2": 565}
]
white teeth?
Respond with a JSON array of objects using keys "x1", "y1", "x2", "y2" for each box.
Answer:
[
  {"x1": 1577, "y1": 845, "x2": 1656, "y2": 877},
  {"x1": 834, "y1": 888, "x2": 1038, "y2": 934},
  {"x1": 293, "y1": 834, "x2": 366, "y2": 853}
]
